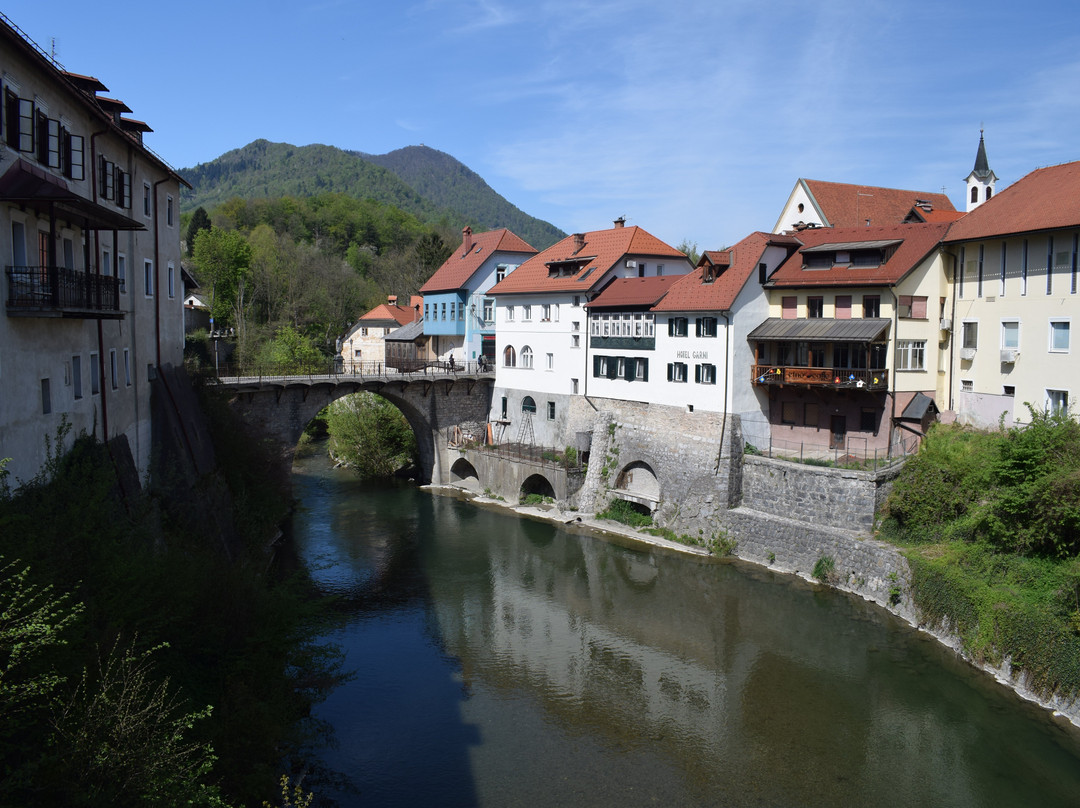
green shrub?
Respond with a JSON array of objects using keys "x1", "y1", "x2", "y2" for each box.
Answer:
[
  {"x1": 598, "y1": 498, "x2": 653, "y2": 528},
  {"x1": 813, "y1": 555, "x2": 837, "y2": 583}
]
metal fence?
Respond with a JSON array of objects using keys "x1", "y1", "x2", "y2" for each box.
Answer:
[
  {"x1": 463, "y1": 441, "x2": 585, "y2": 473},
  {"x1": 748, "y1": 431, "x2": 915, "y2": 471},
  {"x1": 213, "y1": 358, "x2": 493, "y2": 383}
]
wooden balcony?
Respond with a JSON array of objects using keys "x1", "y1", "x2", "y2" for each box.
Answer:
[
  {"x1": 6, "y1": 265, "x2": 122, "y2": 319},
  {"x1": 752, "y1": 364, "x2": 888, "y2": 390}
]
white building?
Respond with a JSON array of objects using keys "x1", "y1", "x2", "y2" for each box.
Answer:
[
  {"x1": 944, "y1": 158, "x2": 1080, "y2": 426},
  {"x1": 0, "y1": 17, "x2": 186, "y2": 485},
  {"x1": 488, "y1": 219, "x2": 693, "y2": 446}
]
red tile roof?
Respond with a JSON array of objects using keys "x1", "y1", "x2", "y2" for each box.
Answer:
[
  {"x1": 488, "y1": 225, "x2": 688, "y2": 295},
  {"x1": 767, "y1": 222, "x2": 952, "y2": 288},
  {"x1": 656, "y1": 232, "x2": 795, "y2": 311},
  {"x1": 360, "y1": 302, "x2": 415, "y2": 326},
  {"x1": 420, "y1": 228, "x2": 536, "y2": 293},
  {"x1": 799, "y1": 180, "x2": 956, "y2": 229},
  {"x1": 945, "y1": 160, "x2": 1080, "y2": 242},
  {"x1": 585, "y1": 276, "x2": 681, "y2": 308}
]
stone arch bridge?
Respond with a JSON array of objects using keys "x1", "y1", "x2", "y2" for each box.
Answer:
[{"x1": 218, "y1": 369, "x2": 494, "y2": 483}]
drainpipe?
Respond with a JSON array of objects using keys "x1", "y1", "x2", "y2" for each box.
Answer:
[
  {"x1": 888, "y1": 287, "x2": 899, "y2": 453},
  {"x1": 90, "y1": 128, "x2": 110, "y2": 442},
  {"x1": 714, "y1": 311, "x2": 731, "y2": 474}
]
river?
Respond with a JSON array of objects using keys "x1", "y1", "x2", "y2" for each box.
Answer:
[{"x1": 290, "y1": 448, "x2": 1080, "y2": 807}]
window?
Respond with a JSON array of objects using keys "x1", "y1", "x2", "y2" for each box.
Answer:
[
  {"x1": 696, "y1": 317, "x2": 717, "y2": 337},
  {"x1": 90, "y1": 353, "x2": 100, "y2": 395},
  {"x1": 804, "y1": 403, "x2": 819, "y2": 428},
  {"x1": 496, "y1": 264, "x2": 508, "y2": 283},
  {"x1": 118, "y1": 169, "x2": 131, "y2": 209},
  {"x1": 571, "y1": 334, "x2": 580, "y2": 348},
  {"x1": 500, "y1": 396, "x2": 508, "y2": 419},
  {"x1": 860, "y1": 409, "x2": 877, "y2": 432},
  {"x1": 361, "y1": 327, "x2": 369, "y2": 336},
  {"x1": 123, "y1": 349, "x2": 131, "y2": 386},
  {"x1": 546, "y1": 352, "x2": 553, "y2": 370},
  {"x1": 522, "y1": 305, "x2": 532, "y2": 321},
  {"x1": 961, "y1": 379, "x2": 973, "y2": 392},
  {"x1": 483, "y1": 299, "x2": 493, "y2": 324},
  {"x1": 898, "y1": 296, "x2": 928, "y2": 319},
  {"x1": 595, "y1": 356, "x2": 609, "y2": 377},
  {"x1": 667, "y1": 362, "x2": 688, "y2": 382},
  {"x1": 571, "y1": 378, "x2": 579, "y2": 394},
  {"x1": 424, "y1": 304, "x2": 430, "y2": 320},
  {"x1": 542, "y1": 304, "x2": 551, "y2": 321},
  {"x1": 100, "y1": 157, "x2": 115, "y2": 200},
  {"x1": 668, "y1": 317, "x2": 688, "y2": 337},
  {"x1": 38, "y1": 115, "x2": 61, "y2": 168},
  {"x1": 962, "y1": 321, "x2": 978, "y2": 351},
  {"x1": 695, "y1": 363, "x2": 716, "y2": 384},
  {"x1": 1047, "y1": 389, "x2": 1069, "y2": 415},
  {"x1": 441, "y1": 302, "x2": 446, "y2": 320},
  {"x1": 450, "y1": 302, "x2": 456, "y2": 321},
  {"x1": 835, "y1": 295, "x2": 852, "y2": 319},
  {"x1": 1000, "y1": 242, "x2": 1008, "y2": 297},
  {"x1": 627, "y1": 358, "x2": 648, "y2": 382},
  {"x1": 1004, "y1": 385, "x2": 1015, "y2": 397},
  {"x1": 62, "y1": 238, "x2": 75, "y2": 270},
  {"x1": 572, "y1": 320, "x2": 580, "y2": 332},
  {"x1": 5, "y1": 91, "x2": 34, "y2": 152},
  {"x1": 573, "y1": 295, "x2": 581, "y2": 307},
  {"x1": 72, "y1": 355, "x2": 82, "y2": 400},
  {"x1": 167, "y1": 196, "x2": 174, "y2": 227},
  {"x1": 167, "y1": 264, "x2": 175, "y2": 298},
  {"x1": 503, "y1": 346, "x2": 516, "y2": 367},
  {"x1": 552, "y1": 303, "x2": 559, "y2": 322},
  {"x1": 547, "y1": 401, "x2": 556, "y2": 421},
  {"x1": 11, "y1": 220, "x2": 27, "y2": 268},
  {"x1": 1001, "y1": 321, "x2": 1019, "y2": 350},
  {"x1": 1047, "y1": 237, "x2": 1055, "y2": 296},
  {"x1": 520, "y1": 346, "x2": 533, "y2": 368},
  {"x1": 110, "y1": 349, "x2": 118, "y2": 390},
  {"x1": 41, "y1": 378, "x2": 52, "y2": 414},
  {"x1": 977, "y1": 244, "x2": 984, "y2": 298},
  {"x1": 144, "y1": 260, "x2": 153, "y2": 296},
  {"x1": 863, "y1": 295, "x2": 880, "y2": 318},
  {"x1": 143, "y1": 183, "x2": 152, "y2": 217},
  {"x1": 1021, "y1": 240, "x2": 1029, "y2": 296},
  {"x1": 781, "y1": 401, "x2": 797, "y2": 425},
  {"x1": 64, "y1": 132, "x2": 85, "y2": 180},
  {"x1": 1051, "y1": 321, "x2": 1070, "y2": 352},
  {"x1": 971, "y1": 186, "x2": 979, "y2": 204},
  {"x1": 617, "y1": 357, "x2": 625, "y2": 378},
  {"x1": 782, "y1": 296, "x2": 797, "y2": 319},
  {"x1": 896, "y1": 340, "x2": 926, "y2": 371},
  {"x1": 807, "y1": 297, "x2": 824, "y2": 318},
  {"x1": 506, "y1": 305, "x2": 514, "y2": 321},
  {"x1": 521, "y1": 396, "x2": 537, "y2": 414}
]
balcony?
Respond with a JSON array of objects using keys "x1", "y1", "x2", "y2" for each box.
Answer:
[
  {"x1": 752, "y1": 364, "x2": 888, "y2": 390},
  {"x1": 6, "y1": 265, "x2": 122, "y2": 319}
]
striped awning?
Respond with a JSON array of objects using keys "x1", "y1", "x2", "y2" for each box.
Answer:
[{"x1": 747, "y1": 317, "x2": 891, "y2": 342}]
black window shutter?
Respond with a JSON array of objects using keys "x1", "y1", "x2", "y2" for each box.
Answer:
[
  {"x1": 695, "y1": 318, "x2": 701, "y2": 337},
  {"x1": 667, "y1": 363, "x2": 673, "y2": 382},
  {"x1": 668, "y1": 319, "x2": 674, "y2": 337},
  {"x1": 695, "y1": 364, "x2": 701, "y2": 383},
  {"x1": 640, "y1": 359, "x2": 648, "y2": 382},
  {"x1": 593, "y1": 355, "x2": 601, "y2": 377}
]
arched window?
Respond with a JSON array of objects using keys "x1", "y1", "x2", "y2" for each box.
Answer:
[
  {"x1": 522, "y1": 396, "x2": 536, "y2": 413},
  {"x1": 970, "y1": 186, "x2": 979, "y2": 204},
  {"x1": 520, "y1": 345, "x2": 534, "y2": 368},
  {"x1": 986, "y1": 187, "x2": 993, "y2": 201},
  {"x1": 503, "y1": 345, "x2": 516, "y2": 367}
]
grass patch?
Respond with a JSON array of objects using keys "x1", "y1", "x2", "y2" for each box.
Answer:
[{"x1": 598, "y1": 498, "x2": 653, "y2": 528}]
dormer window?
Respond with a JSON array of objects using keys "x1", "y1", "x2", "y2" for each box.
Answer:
[
  {"x1": 703, "y1": 266, "x2": 715, "y2": 284},
  {"x1": 834, "y1": 251, "x2": 850, "y2": 264}
]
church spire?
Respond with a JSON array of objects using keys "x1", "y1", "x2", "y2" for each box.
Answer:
[{"x1": 965, "y1": 129, "x2": 998, "y2": 212}]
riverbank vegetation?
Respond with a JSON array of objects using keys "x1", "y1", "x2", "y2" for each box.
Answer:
[
  {"x1": 0, "y1": 393, "x2": 345, "y2": 806},
  {"x1": 326, "y1": 392, "x2": 417, "y2": 479},
  {"x1": 880, "y1": 409, "x2": 1080, "y2": 697}
]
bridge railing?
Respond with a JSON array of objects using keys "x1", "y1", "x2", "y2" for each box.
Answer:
[
  {"x1": 214, "y1": 358, "x2": 494, "y2": 383},
  {"x1": 464, "y1": 441, "x2": 586, "y2": 473}
]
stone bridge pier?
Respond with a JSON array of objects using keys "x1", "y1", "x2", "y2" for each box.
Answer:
[{"x1": 221, "y1": 373, "x2": 494, "y2": 483}]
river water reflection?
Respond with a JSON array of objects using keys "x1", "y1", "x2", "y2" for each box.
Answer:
[{"x1": 291, "y1": 449, "x2": 1080, "y2": 807}]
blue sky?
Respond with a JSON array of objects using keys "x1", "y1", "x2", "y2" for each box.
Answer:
[{"x1": 7, "y1": 1, "x2": 1080, "y2": 250}]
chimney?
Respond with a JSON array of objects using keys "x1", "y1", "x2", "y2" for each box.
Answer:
[
  {"x1": 572, "y1": 233, "x2": 585, "y2": 254},
  {"x1": 462, "y1": 226, "x2": 473, "y2": 256},
  {"x1": 613, "y1": 216, "x2": 625, "y2": 228},
  {"x1": 387, "y1": 295, "x2": 398, "y2": 306}
]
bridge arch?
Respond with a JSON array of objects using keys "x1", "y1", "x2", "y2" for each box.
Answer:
[
  {"x1": 219, "y1": 372, "x2": 494, "y2": 487},
  {"x1": 519, "y1": 472, "x2": 556, "y2": 502},
  {"x1": 612, "y1": 459, "x2": 661, "y2": 512},
  {"x1": 449, "y1": 457, "x2": 481, "y2": 490}
]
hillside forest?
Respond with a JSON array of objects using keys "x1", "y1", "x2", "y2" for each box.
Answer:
[{"x1": 184, "y1": 193, "x2": 457, "y2": 370}]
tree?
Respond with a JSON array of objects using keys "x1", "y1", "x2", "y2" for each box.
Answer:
[
  {"x1": 192, "y1": 227, "x2": 253, "y2": 353},
  {"x1": 326, "y1": 392, "x2": 417, "y2": 478},
  {"x1": 256, "y1": 325, "x2": 325, "y2": 373},
  {"x1": 185, "y1": 207, "x2": 211, "y2": 255},
  {"x1": 676, "y1": 239, "x2": 701, "y2": 265}
]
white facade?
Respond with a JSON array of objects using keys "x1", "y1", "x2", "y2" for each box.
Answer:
[
  {"x1": 0, "y1": 23, "x2": 185, "y2": 485},
  {"x1": 949, "y1": 233, "x2": 1079, "y2": 426}
]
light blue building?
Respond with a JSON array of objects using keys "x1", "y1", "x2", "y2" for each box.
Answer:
[{"x1": 420, "y1": 227, "x2": 537, "y2": 365}]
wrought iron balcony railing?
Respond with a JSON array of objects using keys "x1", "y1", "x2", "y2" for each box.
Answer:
[
  {"x1": 5, "y1": 265, "x2": 121, "y2": 318},
  {"x1": 752, "y1": 364, "x2": 888, "y2": 390}
]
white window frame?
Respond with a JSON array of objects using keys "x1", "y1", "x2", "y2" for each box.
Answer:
[
  {"x1": 1047, "y1": 388, "x2": 1069, "y2": 415},
  {"x1": 896, "y1": 339, "x2": 926, "y2": 371},
  {"x1": 1050, "y1": 319, "x2": 1071, "y2": 353},
  {"x1": 522, "y1": 304, "x2": 532, "y2": 322},
  {"x1": 1001, "y1": 320, "x2": 1020, "y2": 350},
  {"x1": 520, "y1": 345, "x2": 533, "y2": 368}
]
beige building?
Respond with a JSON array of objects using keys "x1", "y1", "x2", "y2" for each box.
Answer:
[
  {"x1": 749, "y1": 221, "x2": 954, "y2": 456},
  {"x1": 339, "y1": 295, "x2": 419, "y2": 372},
  {"x1": 944, "y1": 159, "x2": 1080, "y2": 426},
  {"x1": 0, "y1": 17, "x2": 186, "y2": 486}
]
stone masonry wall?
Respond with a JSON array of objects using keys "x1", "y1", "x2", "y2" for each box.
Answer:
[{"x1": 740, "y1": 454, "x2": 905, "y2": 533}]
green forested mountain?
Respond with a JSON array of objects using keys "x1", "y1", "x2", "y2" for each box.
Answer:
[
  {"x1": 181, "y1": 140, "x2": 564, "y2": 249},
  {"x1": 356, "y1": 145, "x2": 564, "y2": 249}
]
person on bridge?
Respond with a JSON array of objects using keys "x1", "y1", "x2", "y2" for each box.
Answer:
[{"x1": 449, "y1": 355, "x2": 456, "y2": 372}]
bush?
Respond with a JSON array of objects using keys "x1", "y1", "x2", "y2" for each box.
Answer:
[
  {"x1": 598, "y1": 498, "x2": 653, "y2": 528},
  {"x1": 326, "y1": 392, "x2": 417, "y2": 479}
]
